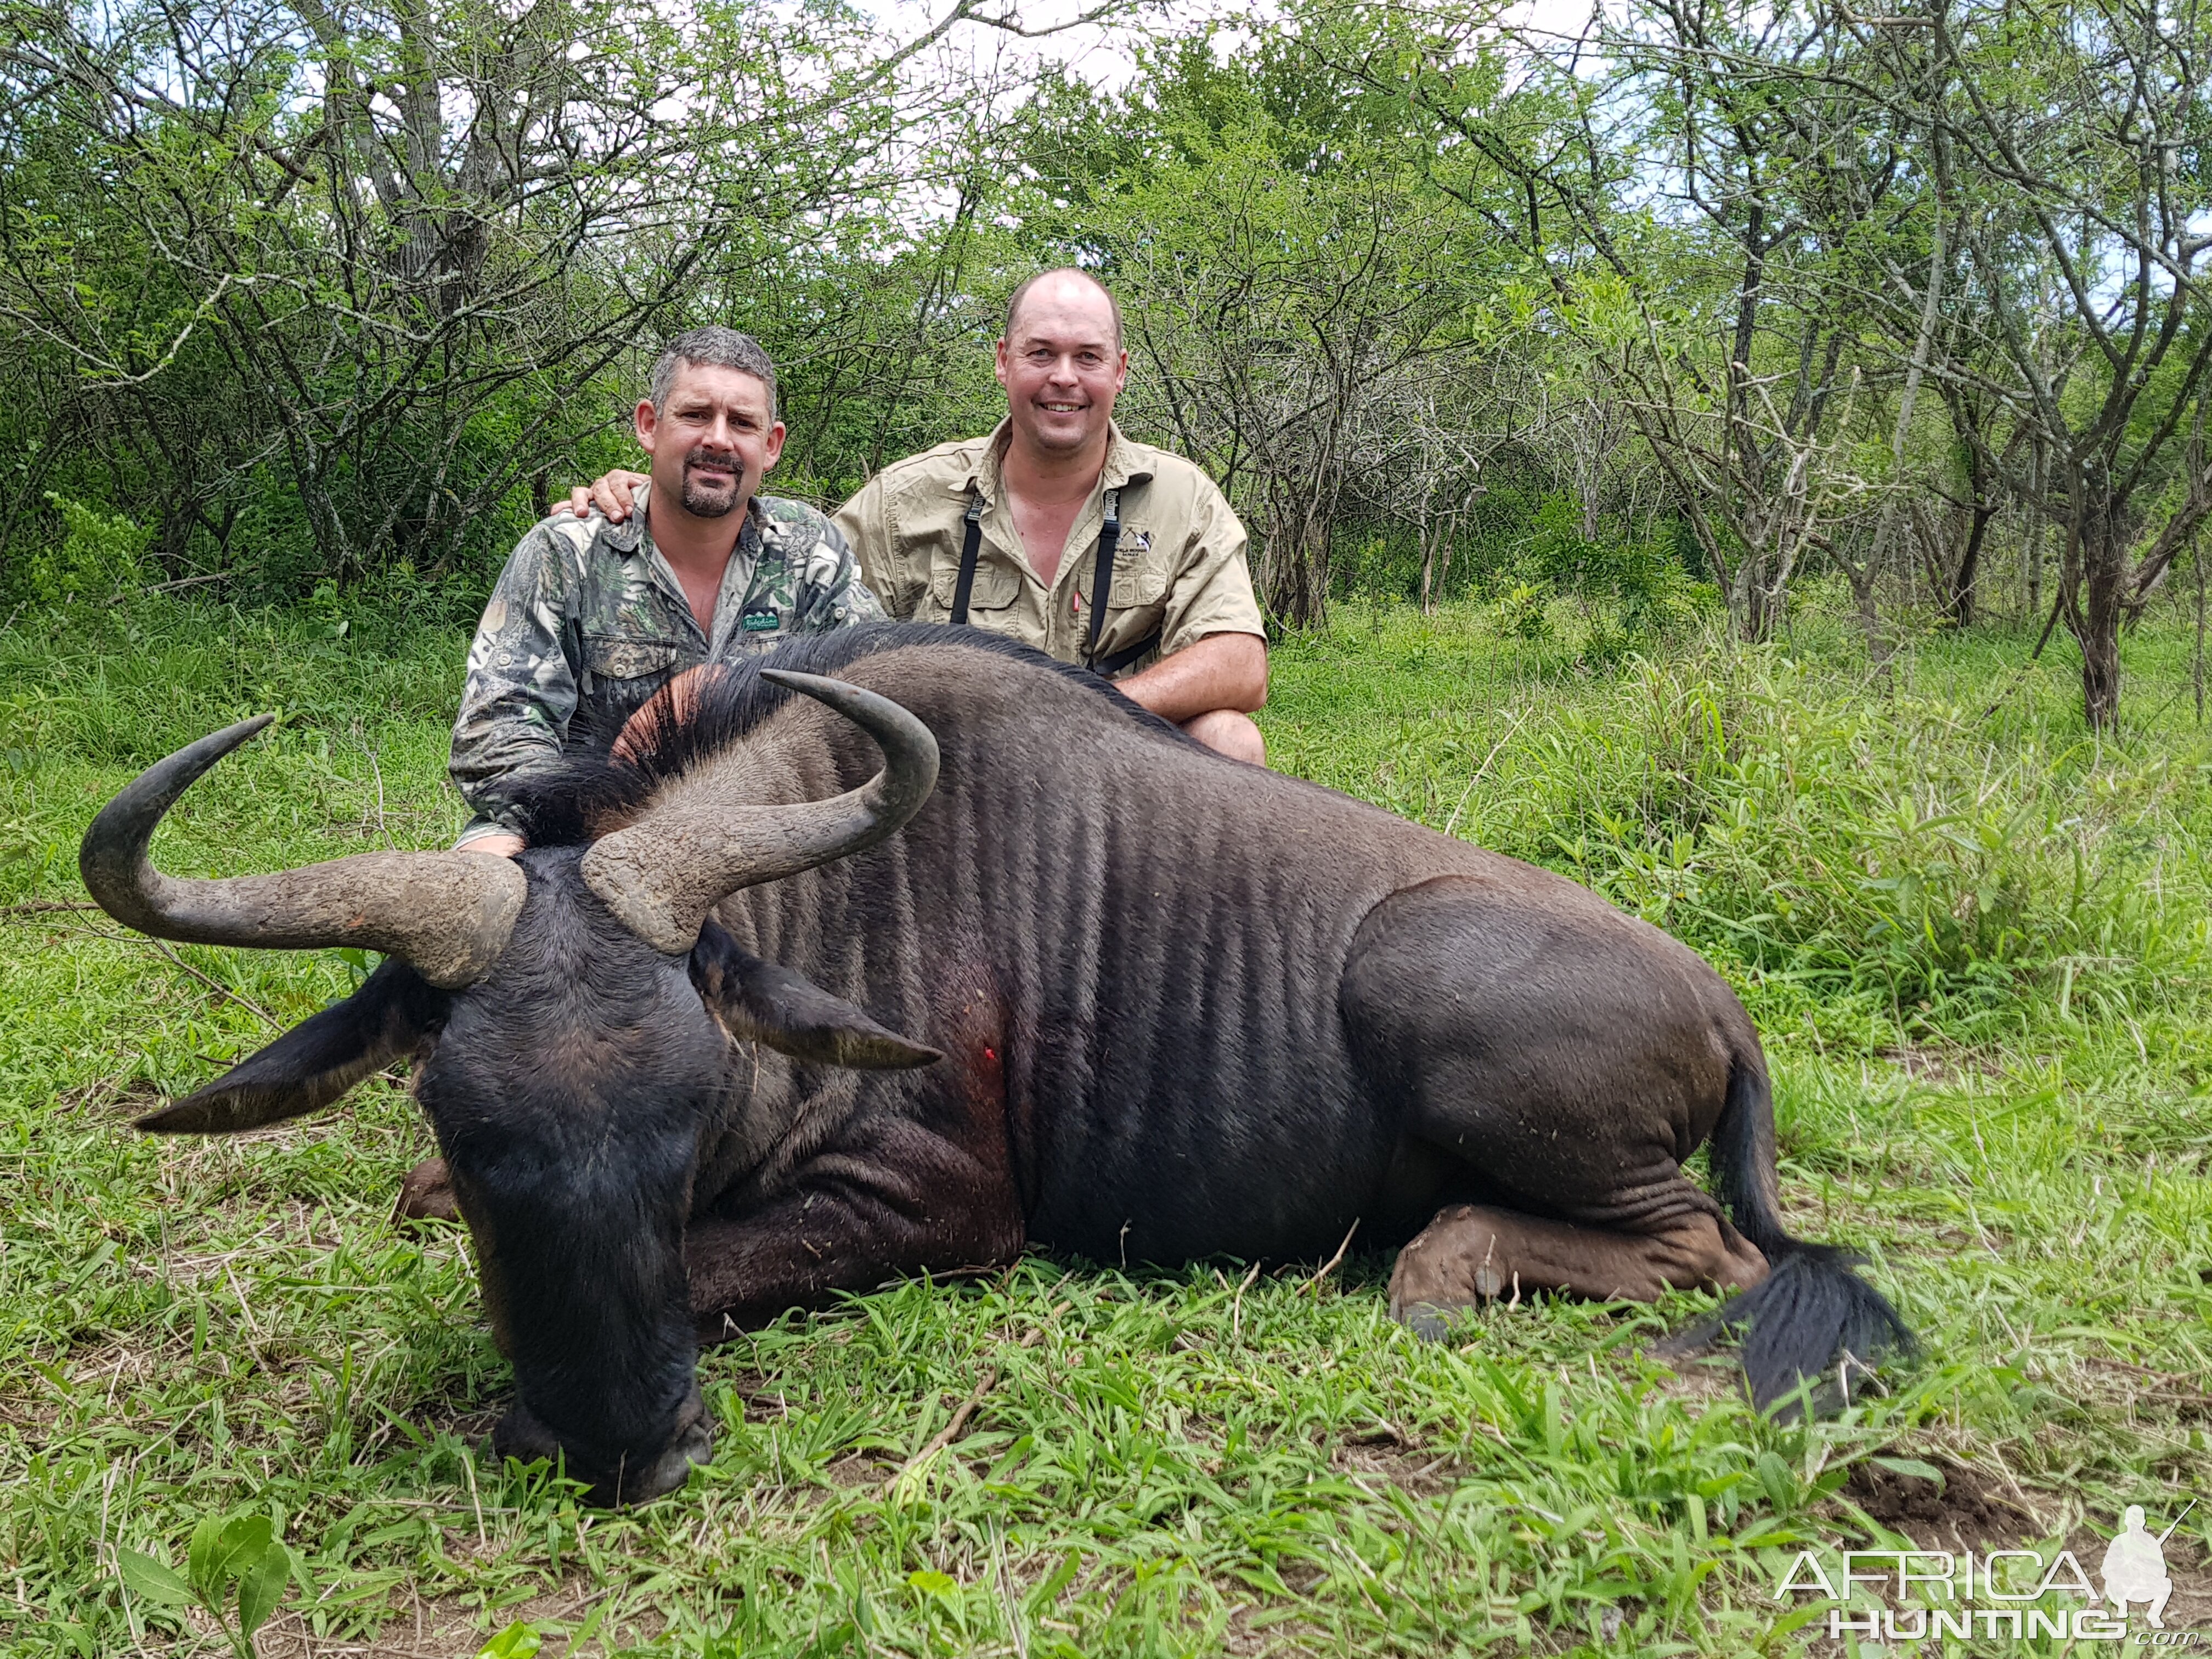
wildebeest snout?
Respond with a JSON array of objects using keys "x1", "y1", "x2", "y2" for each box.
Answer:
[{"x1": 493, "y1": 1384, "x2": 713, "y2": 1507}]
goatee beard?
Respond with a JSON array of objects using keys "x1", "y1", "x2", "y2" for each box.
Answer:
[{"x1": 681, "y1": 455, "x2": 742, "y2": 517}]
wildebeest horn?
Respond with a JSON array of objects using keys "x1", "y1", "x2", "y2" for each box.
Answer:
[
  {"x1": 79, "y1": 715, "x2": 527, "y2": 990},
  {"x1": 581, "y1": 669, "x2": 939, "y2": 955}
]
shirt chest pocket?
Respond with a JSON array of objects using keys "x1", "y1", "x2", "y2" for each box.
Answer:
[
  {"x1": 1106, "y1": 532, "x2": 1170, "y2": 609},
  {"x1": 928, "y1": 559, "x2": 1023, "y2": 617},
  {"x1": 580, "y1": 633, "x2": 680, "y2": 684}
]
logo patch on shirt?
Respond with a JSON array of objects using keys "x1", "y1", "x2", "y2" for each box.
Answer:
[{"x1": 741, "y1": 607, "x2": 782, "y2": 633}]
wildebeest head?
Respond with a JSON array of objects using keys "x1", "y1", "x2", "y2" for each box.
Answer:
[{"x1": 78, "y1": 670, "x2": 941, "y2": 1504}]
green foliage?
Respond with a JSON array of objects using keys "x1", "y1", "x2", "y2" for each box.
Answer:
[
  {"x1": 1493, "y1": 582, "x2": 1552, "y2": 641},
  {"x1": 116, "y1": 1508, "x2": 296, "y2": 1656},
  {"x1": 21, "y1": 496, "x2": 150, "y2": 607},
  {"x1": 0, "y1": 0, "x2": 1014, "y2": 599},
  {"x1": 1272, "y1": 600, "x2": 2212, "y2": 1051},
  {"x1": 1333, "y1": 489, "x2": 1715, "y2": 664},
  {"x1": 476, "y1": 1621, "x2": 544, "y2": 1658},
  {"x1": 1521, "y1": 495, "x2": 1703, "y2": 634}
]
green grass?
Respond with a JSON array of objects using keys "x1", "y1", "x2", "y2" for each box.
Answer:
[{"x1": 1, "y1": 594, "x2": 2208, "y2": 1655}]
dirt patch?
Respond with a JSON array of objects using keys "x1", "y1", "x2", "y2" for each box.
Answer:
[
  {"x1": 1875, "y1": 1043, "x2": 2002, "y2": 1087},
  {"x1": 1835, "y1": 1455, "x2": 2042, "y2": 1551},
  {"x1": 399, "y1": 1394, "x2": 504, "y2": 1446},
  {"x1": 48, "y1": 1072, "x2": 164, "y2": 1115},
  {"x1": 2073, "y1": 1354, "x2": 2212, "y2": 1423},
  {"x1": 825, "y1": 1449, "x2": 890, "y2": 1487},
  {"x1": 1331, "y1": 1433, "x2": 1469, "y2": 1498},
  {"x1": 253, "y1": 1576, "x2": 653, "y2": 1658}
]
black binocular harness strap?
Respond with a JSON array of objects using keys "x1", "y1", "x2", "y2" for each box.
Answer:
[{"x1": 951, "y1": 486, "x2": 1159, "y2": 674}]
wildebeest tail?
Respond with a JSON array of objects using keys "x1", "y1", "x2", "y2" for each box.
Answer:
[{"x1": 1687, "y1": 1056, "x2": 1915, "y2": 1410}]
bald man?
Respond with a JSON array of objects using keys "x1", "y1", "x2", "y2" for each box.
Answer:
[{"x1": 566, "y1": 270, "x2": 1269, "y2": 762}]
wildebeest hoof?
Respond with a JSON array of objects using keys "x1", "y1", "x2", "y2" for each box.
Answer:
[
  {"x1": 394, "y1": 1156, "x2": 459, "y2": 1227},
  {"x1": 492, "y1": 1385, "x2": 713, "y2": 1507},
  {"x1": 1397, "y1": 1302, "x2": 1455, "y2": 1342}
]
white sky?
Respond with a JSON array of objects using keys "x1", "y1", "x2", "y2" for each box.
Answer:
[{"x1": 872, "y1": 0, "x2": 1611, "y2": 99}]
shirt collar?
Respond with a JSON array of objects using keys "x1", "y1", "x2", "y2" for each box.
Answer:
[
  {"x1": 969, "y1": 419, "x2": 1154, "y2": 500},
  {"x1": 602, "y1": 505, "x2": 648, "y2": 555}
]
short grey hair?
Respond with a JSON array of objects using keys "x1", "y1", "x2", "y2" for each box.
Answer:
[{"x1": 649, "y1": 326, "x2": 778, "y2": 420}]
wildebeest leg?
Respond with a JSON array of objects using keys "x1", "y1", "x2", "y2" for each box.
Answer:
[
  {"x1": 684, "y1": 1112, "x2": 1024, "y2": 1338},
  {"x1": 396, "y1": 1155, "x2": 459, "y2": 1224},
  {"x1": 1344, "y1": 876, "x2": 1772, "y2": 1334},
  {"x1": 1387, "y1": 1200, "x2": 1767, "y2": 1335}
]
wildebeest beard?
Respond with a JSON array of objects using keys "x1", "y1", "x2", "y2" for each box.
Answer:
[{"x1": 80, "y1": 623, "x2": 1914, "y2": 1507}]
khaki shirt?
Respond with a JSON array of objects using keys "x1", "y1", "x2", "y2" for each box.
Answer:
[
  {"x1": 833, "y1": 420, "x2": 1263, "y2": 679},
  {"x1": 449, "y1": 495, "x2": 883, "y2": 842}
]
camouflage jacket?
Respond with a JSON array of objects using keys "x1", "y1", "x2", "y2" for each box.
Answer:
[{"x1": 450, "y1": 495, "x2": 885, "y2": 843}]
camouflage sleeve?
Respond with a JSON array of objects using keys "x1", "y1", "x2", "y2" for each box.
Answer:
[
  {"x1": 449, "y1": 522, "x2": 583, "y2": 836},
  {"x1": 790, "y1": 511, "x2": 887, "y2": 630}
]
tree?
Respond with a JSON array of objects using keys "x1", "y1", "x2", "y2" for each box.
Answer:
[
  {"x1": 1018, "y1": 19, "x2": 1542, "y2": 628},
  {"x1": 0, "y1": 0, "x2": 1048, "y2": 587},
  {"x1": 1301, "y1": 0, "x2": 1900, "y2": 639},
  {"x1": 1846, "y1": 0, "x2": 2212, "y2": 728}
]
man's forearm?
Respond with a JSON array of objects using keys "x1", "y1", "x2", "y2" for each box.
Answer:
[
  {"x1": 449, "y1": 719, "x2": 565, "y2": 837},
  {"x1": 1115, "y1": 631, "x2": 1267, "y2": 724}
]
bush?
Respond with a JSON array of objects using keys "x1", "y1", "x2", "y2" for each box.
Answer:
[
  {"x1": 1267, "y1": 605, "x2": 2212, "y2": 1053},
  {"x1": 20, "y1": 495, "x2": 150, "y2": 607}
]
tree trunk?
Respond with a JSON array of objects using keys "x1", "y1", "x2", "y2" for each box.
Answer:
[
  {"x1": 2193, "y1": 528, "x2": 2204, "y2": 725},
  {"x1": 2076, "y1": 513, "x2": 2126, "y2": 732},
  {"x1": 1845, "y1": 510, "x2": 1896, "y2": 673},
  {"x1": 1725, "y1": 558, "x2": 1759, "y2": 641},
  {"x1": 1261, "y1": 477, "x2": 1335, "y2": 630},
  {"x1": 1262, "y1": 520, "x2": 1327, "y2": 630},
  {"x1": 1417, "y1": 480, "x2": 1439, "y2": 614},
  {"x1": 1948, "y1": 501, "x2": 1995, "y2": 628},
  {"x1": 1729, "y1": 551, "x2": 1784, "y2": 642}
]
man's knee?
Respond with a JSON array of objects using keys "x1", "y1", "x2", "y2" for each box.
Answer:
[{"x1": 1181, "y1": 709, "x2": 1266, "y2": 766}]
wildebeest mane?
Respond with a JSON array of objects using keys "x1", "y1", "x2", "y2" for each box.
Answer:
[{"x1": 508, "y1": 622, "x2": 1197, "y2": 847}]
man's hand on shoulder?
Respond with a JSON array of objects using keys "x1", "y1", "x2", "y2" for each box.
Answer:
[{"x1": 557, "y1": 469, "x2": 650, "y2": 523}]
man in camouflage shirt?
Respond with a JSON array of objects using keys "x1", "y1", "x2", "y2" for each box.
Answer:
[{"x1": 450, "y1": 327, "x2": 883, "y2": 854}]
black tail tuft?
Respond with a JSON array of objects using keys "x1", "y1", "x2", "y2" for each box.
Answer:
[
  {"x1": 1674, "y1": 1246, "x2": 1916, "y2": 1411},
  {"x1": 1689, "y1": 1058, "x2": 1916, "y2": 1412}
]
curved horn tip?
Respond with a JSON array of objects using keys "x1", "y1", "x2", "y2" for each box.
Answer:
[
  {"x1": 80, "y1": 713, "x2": 281, "y2": 922},
  {"x1": 758, "y1": 668, "x2": 940, "y2": 783},
  {"x1": 759, "y1": 668, "x2": 923, "y2": 730},
  {"x1": 144, "y1": 712, "x2": 281, "y2": 781},
  {"x1": 758, "y1": 668, "x2": 828, "y2": 692},
  {"x1": 581, "y1": 668, "x2": 939, "y2": 951},
  {"x1": 182, "y1": 712, "x2": 280, "y2": 751}
]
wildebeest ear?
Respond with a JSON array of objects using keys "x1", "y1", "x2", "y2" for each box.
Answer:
[
  {"x1": 137, "y1": 957, "x2": 448, "y2": 1135},
  {"x1": 690, "y1": 921, "x2": 941, "y2": 1071}
]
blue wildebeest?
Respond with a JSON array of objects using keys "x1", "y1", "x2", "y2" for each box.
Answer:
[{"x1": 81, "y1": 624, "x2": 1910, "y2": 1503}]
